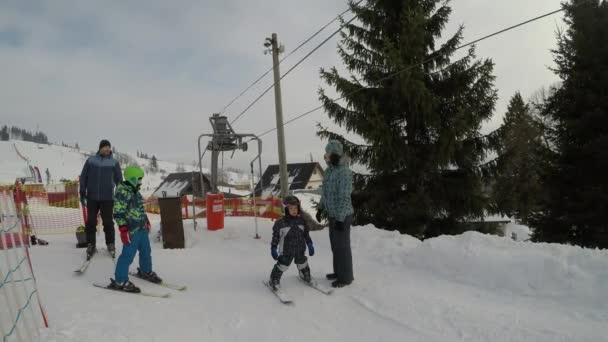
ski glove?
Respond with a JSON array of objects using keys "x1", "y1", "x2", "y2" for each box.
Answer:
[
  {"x1": 119, "y1": 226, "x2": 130, "y2": 244},
  {"x1": 271, "y1": 246, "x2": 279, "y2": 260},
  {"x1": 315, "y1": 209, "x2": 323, "y2": 222},
  {"x1": 80, "y1": 194, "x2": 86, "y2": 207},
  {"x1": 307, "y1": 242, "x2": 315, "y2": 256},
  {"x1": 334, "y1": 221, "x2": 345, "y2": 231}
]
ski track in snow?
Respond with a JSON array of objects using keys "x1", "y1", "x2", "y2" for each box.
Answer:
[{"x1": 349, "y1": 294, "x2": 440, "y2": 341}]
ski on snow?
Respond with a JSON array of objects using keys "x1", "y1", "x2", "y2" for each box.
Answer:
[
  {"x1": 74, "y1": 248, "x2": 114, "y2": 274},
  {"x1": 92, "y1": 282, "x2": 170, "y2": 298},
  {"x1": 299, "y1": 277, "x2": 334, "y2": 295},
  {"x1": 263, "y1": 281, "x2": 294, "y2": 305},
  {"x1": 74, "y1": 258, "x2": 92, "y2": 274},
  {"x1": 129, "y1": 272, "x2": 187, "y2": 291}
]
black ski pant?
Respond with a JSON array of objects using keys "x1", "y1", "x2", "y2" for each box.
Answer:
[
  {"x1": 270, "y1": 251, "x2": 308, "y2": 281},
  {"x1": 329, "y1": 215, "x2": 354, "y2": 283},
  {"x1": 86, "y1": 200, "x2": 115, "y2": 246}
]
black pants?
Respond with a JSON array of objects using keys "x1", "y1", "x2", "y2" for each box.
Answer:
[
  {"x1": 329, "y1": 215, "x2": 354, "y2": 283},
  {"x1": 270, "y1": 251, "x2": 308, "y2": 281},
  {"x1": 86, "y1": 200, "x2": 115, "y2": 245}
]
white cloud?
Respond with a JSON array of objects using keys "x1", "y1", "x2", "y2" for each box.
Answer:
[{"x1": 0, "y1": 0, "x2": 563, "y2": 173}]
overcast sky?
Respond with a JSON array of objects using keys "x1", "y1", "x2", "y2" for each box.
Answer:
[{"x1": 0, "y1": 0, "x2": 563, "y2": 172}]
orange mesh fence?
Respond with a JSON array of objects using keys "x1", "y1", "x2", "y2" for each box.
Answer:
[
  {"x1": 1, "y1": 186, "x2": 50, "y2": 340},
  {"x1": 2, "y1": 178, "x2": 283, "y2": 236},
  {"x1": 0, "y1": 181, "x2": 86, "y2": 236},
  {"x1": 144, "y1": 196, "x2": 283, "y2": 220}
]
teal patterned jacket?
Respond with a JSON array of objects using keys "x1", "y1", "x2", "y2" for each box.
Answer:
[
  {"x1": 113, "y1": 182, "x2": 148, "y2": 234},
  {"x1": 320, "y1": 159, "x2": 354, "y2": 222}
]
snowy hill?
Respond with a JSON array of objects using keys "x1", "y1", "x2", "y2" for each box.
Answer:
[
  {"x1": 0, "y1": 140, "x2": 88, "y2": 185},
  {"x1": 0, "y1": 140, "x2": 224, "y2": 197},
  {"x1": 28, "y1": 211, "x2": 608, "y2": 342}
]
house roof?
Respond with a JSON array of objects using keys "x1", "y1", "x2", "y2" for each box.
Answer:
[
  {"x1": 153, "y1": 172, "x2": 244, "y2": 198},
  {"x1": 255, "y1": 162, "x2": 323, "y2": 196},
  {"x1": 152, "y1": 172, "x2": 210, "y2": 198}
]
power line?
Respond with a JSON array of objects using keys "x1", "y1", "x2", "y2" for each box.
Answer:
[
  {"x1": 230, "y1": 7, "x2": 365, "y2": 125},
  {"x1": 220, "y1": 0, "x2": 365, "y2": 115},
  {"x1": 256, "y1": 6, "x2": 566, "y2": 138}
]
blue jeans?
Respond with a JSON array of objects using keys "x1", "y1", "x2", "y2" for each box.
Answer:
[{"x1": 115, "y1": 230, "x2": 152, "y2": 282}]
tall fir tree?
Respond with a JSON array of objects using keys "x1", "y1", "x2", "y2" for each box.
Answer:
[
  {"x1": 530, "y1": 0, "x2": 608, "y2": 247},
  {"x1": 492, "y1": 93, "x2": 545, "y2": 224},
  {"x1": 318, "y1": 0, "x2": 497, "y2": 238},
  {"x1": 0, "y1": 126, "x2": 9, "y2": 141},
  {"x1": 150, "y1": 155, "x2": 158, "y2": 171}
]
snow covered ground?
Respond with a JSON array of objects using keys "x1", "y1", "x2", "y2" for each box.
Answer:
[
  {"x1": 4, "y1": 140, "x2": 608, "y2": 341},
  {"x1": 25, "y1": 214, "x2": 608, "y2": 342},
  {"x1": 504, "y1": 222, "x2": 532, "y2": 241}
]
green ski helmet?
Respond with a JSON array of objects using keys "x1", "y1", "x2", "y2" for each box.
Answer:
[{"x1": 124, "y1": 165, "x2": 144, "y2": 187}]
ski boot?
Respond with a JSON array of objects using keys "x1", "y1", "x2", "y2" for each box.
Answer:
[
  {"x1": 36, "y1": 238, "x2": 49, "y2": 246},
  {"x1": 108, "y1": 279, "x2": 141, "y2": 293},
  {"x1": 331, "y1": 280, "x2": 352, "y2": 288},
  {"x1": 137, "y1": 268, "x2": 162, "y2": 284},
  {"x1": 86, "y1": 244, "x2": 97, "y2": 260},
  {"x1": 268, "y1": 277, "x2": 281, "y2": 291},
  {"x1": 106, "y1": 243, "x2": 116, "y2": 258},
  {"x1": 269, "y1": 265, "x2": 283, "y2": 290},
  {"x1": 30, "y1": 236, "x2": 49, "y2": 246},
  {"x1": 299, "y1": 266, "x2": 312, "y2": 283}
]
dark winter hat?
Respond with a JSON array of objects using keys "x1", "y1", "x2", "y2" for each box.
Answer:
[
  {"x1": 283, "y1": 195, "x2": 301, "y2": 216},
  {"x1": 325, "y1": 140, "x2": 344, "y2": 157},
  {"x1": 283, "y1": 195, "x2": 300, "y2": 206},
  {"x1": 99, "y1": 139, "x2": 111, "y2": 150}
]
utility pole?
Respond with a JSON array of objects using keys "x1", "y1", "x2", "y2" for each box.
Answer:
[{"x1": 266, "y1": 33, "x2": 289, "y2": 198}]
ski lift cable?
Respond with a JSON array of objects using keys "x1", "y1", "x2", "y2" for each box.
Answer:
[
  {"x1": 220, "y1": 0, "x2": 366, "y2": 115},
  {"x1": 255, "y1": 6, "x2": 568, "y2": 138}
]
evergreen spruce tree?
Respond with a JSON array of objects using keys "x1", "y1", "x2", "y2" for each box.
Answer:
[
  {"x1": 318, "y1": 0, "x2": 497, "y2": 237},
  {"x1": 150, "y1": 155, "x2": 158, "y2": 172},
  {"x1": 0, "y1": 126, "x2": 9, "y2": 141},
  {"x1": 492, "y1": 93, "x2": 545, "y2": 224},
  {"x1": 530, "y1": 0, "x2": 608, "y2": 247}
]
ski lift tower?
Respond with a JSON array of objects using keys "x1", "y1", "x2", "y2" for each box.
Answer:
[{"x1": 196, "y1": 113, "x2": 264, "y2": 237}]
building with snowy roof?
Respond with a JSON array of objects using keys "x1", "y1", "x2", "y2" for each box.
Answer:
[
  {"x1": 153, "y1": 172, "x2": 245, "y2": 198},
  {"x1": 152, "y1": 172, "x2": 211, "y2": 198},
  {"x1": 254, "y1": 162, "x2": 324, "y2": 197}
]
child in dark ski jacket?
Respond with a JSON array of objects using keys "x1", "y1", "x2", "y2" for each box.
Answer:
[{"x1": 268, "y1": 195, "x2": 315, "y2": 290}]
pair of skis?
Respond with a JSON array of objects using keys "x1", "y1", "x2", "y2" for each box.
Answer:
[
  {"x1": 264, "y1": 277, "x2": 334, "y2": 305},
  {"x1": 93, "y1": 273, "x2": 187, "y2": 298},
  {"x1": 75, "y1": 249, "x2": 186, "y2": 298}
]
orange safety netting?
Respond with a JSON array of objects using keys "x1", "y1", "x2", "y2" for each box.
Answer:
[
  {"x1": 144, "y1": 196, "x2": 283, "y2": 220},
  {"x1": 1, "y1": 179, "x2": 282, "y2": 236},
  {"x1": 0, "y1": 181, "x2": 86, "y2": 236}
]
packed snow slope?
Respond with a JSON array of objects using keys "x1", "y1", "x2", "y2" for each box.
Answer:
[
  {"x1": 31, "y1": 214, "x2": 608, "y2": 342},
  {"x1": 0, "y1": 140, "x2": 250, "y2": 197}
]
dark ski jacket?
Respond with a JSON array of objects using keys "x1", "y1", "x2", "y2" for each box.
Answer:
[
  {"x1": 271, "y1": 214, "x2": 313, "y2": 255},
  {"x1": 79, "y1": 152, "x2": 122, "y2": 201}
]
